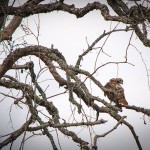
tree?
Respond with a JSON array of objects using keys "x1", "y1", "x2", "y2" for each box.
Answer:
[{"x1": 0, "y1": 0, "x2": 150, "y2": 150}]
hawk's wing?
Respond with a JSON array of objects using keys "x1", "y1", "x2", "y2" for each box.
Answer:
[
  {"x1": 115, "y1": 84, "x2": 128, "y2": 106},
  {"x1": 104, "y1": 81, "x2": 114, "y2": 97},
  {"x1": 104, "y1": 79, "x2": 118, "y2": 104}
]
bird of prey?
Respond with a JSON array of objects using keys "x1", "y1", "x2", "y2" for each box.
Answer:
[{"x1": 104, "y1": 78, "x2": 128, "y2": 107}]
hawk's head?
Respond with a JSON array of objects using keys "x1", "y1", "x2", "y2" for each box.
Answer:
[
  {"x1": 109, "y1": 78, "x2": 123, "y2": 84},
  {"x1": 116, "y1": 78, "x2": 123, "y2": 84}
]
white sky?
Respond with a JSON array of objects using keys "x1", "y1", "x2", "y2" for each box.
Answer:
[{"x1": 0, "y1": 0, "x2": 150, "y2": 150}]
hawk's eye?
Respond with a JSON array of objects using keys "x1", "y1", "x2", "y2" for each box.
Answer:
[{"x1": 119, "y1": 79, "x2": 123, "y2": 84}]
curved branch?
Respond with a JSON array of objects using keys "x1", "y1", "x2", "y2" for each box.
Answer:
[
  {"x1": 6, "y1": 2, "x2": 132, "y2": 24},
  {"x1": 0, "y1": 16, "x2": 22, "y2": 41},
  {"x1": 93, "y1": 116, "x2": 126, "y2": 149}
]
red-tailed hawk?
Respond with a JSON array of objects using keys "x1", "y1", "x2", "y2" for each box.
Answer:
[{"x1": 104, "y1": 78, "x2": 128, "y2": 107}]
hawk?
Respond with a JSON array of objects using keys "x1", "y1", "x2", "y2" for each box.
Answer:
[{"x1": 104, "y1": 78, "x2": 128, "y2": 107}]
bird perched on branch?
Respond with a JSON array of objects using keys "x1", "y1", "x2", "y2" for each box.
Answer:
[{"x1": 104, "y1": 78, "x2": 128, "y2": 108}]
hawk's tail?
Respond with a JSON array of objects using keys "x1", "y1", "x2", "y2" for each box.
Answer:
[{"x1": 119, "y1": 99, "x2": 128, "y2": 106}]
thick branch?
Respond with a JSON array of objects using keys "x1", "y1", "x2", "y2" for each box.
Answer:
[
  {"x1": 5, "y1": 2, "x2": 133, "y2": 24},
  {"x1": 0, "y1": 16, "x2": 22, "y2": 41},
  {"x1": 0, "y1": 0, "x2": 9, "y2": 30}
]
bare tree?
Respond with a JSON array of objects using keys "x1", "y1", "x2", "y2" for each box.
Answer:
[{"x1": 0, "y1": 0, "x2": 150, "y2": 150}]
